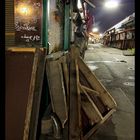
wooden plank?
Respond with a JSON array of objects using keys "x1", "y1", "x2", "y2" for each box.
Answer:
[
  {"x1": 87, "y1": 92, "x2": 108, "y2": 116},
  {"x1": 58, "y1": 54, "x2": 70, "y2": 116},
  {"x1": 81, "y1": 85, "x2": 100, "y2": 96},
  {"x1": 58, "y1": 54, "x2": 67, "y2": 63},
  {"x1": 69, "y1": 57, "x2": 82, "y2": 140},
  {"x1": 23, "y1": 49, "x2": 40, "y2": 140},
  {"x1": 78, "y1": 57, "x2": 117, "y2": 109},
  {"x1": 80, "y1": 85, "x2": 103, "y2": 123},
  {"x1": 61, "y1": 61, "x2": 69, "y2": 104},
  {"x1": 84, "y1": 109, "x2": 116, "y2": 139},
  {"x1": 80, "y1": 84, "x2": 108, "y2": 115},
  {"x1": 58, "y1": 55, "x2": 69, "y2": 97},
  {"x1": 46, "y1": 51, "x2": 68, "y2": 60},
  {"x1": 7, "y1": 47, "x2": 36, "y2": 52},
  {"x1": 28, "y1": 49, "x2": 47, "y2": 140},
  {"x1": 23, "y1": 48, "x2": 46, "y2": 140},
  {"x1": 46, "y1": 59, "x2": 68, "y2": 128},
  {"x1": 70, "y1": 45, "x2": 80, "y2": 59}
]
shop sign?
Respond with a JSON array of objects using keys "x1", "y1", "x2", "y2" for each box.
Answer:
[{"x1": 15, "y1": 0, "x2": 42, "y2": 45}]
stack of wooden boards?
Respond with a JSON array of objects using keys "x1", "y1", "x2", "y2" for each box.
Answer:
[
  {"x1": 6, "y1": 47, "x2": 117, "y2": 140},
  {"x1": 43, "y1": 47, "x2": 117, "y2": 139}
]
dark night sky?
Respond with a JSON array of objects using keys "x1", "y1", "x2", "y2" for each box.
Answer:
[{"x1": 88, "y1": 0, "x2": 135, "y2": 33}]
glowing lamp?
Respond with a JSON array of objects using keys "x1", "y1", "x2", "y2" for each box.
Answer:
[
  {"x1": 100, "y1": 33, "x2": 103, "y2": 37},
  {"x1": 16, "y1": 3, "x2": 33, "y2": 16},
  {"x1": 104, "y1": 0, "x2": 119, "y2": 9},
  {"x1": 92, "y1": 28, "x2": 99, "y2": 32}
]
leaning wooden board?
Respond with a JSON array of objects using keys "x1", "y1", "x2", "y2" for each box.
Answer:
[
  {"x1": 24, "y1": 48, "x2": 46, "y2": 140},
  {"x1": 46, "y1": 58, "x2": 68, "y2": 128},
  {"x1": 77, "y1": 56, "x2": 117, "y2": 139},
  {"x1": 78, "y1": 57, "x2": 117, "y2": 109},
  {"x1": 6, "y1": 48, "x2": 46, "y2": 140},
  {"x1": 69, "y1": 58, "x2": 82, "y2": 140}
]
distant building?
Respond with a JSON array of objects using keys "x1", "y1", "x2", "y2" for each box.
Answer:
[{"x1": 103, "y1": 13, "x2": 135, "y2": 50}]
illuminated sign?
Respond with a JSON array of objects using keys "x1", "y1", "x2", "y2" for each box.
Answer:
[{"x1": 15, "y1": 0, "x2": 42, "y2": 45}]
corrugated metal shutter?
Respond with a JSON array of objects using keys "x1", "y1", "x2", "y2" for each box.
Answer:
[{"x1": 5, "y1": 0, "x2": 15, "y2": 47}]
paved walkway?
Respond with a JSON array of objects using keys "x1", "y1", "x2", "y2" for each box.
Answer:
[{"x1": 85, "y1": 43, "x2": 135, "y2": 140}]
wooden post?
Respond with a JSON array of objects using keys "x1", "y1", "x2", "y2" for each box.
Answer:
[{"x1": 69, "y1": 48, "x2": 82, "y2": 140}]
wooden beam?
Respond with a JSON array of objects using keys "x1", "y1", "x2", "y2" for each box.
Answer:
[
  {"x1": 69, "y1": 51, "x2": 82, "y2": 139},
  {"x1": 80, "y1": 84, "x2": 108, "y2": 115},
  {"x1": 81, "y1": 85, "x2": 100, "y2": 96},
  {"x1": 6, "y1": 47, "x2": 37, "y2": 52}
]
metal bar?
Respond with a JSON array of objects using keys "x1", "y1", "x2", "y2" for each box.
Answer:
[
  {"x1": 42, "y1": 0, "x2": 49, "y2": 109},
  {"x1": 42, "y1": 0, "x2": 48, "y2": 48},
  {"x1": 64, "y1": 3, "x2": 70, "y2": 51},
  {"x1": 82, "y1": 0, "x2": 86, "y2": 19},
  {"x1": 84, "y1": 0, "x2": 96, "y2": 9},
  {"x1": 70, "y1": 0, "x2": 74, "y2": 43}
]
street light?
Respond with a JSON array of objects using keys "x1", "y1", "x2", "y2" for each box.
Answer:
[
  {"x1": 104, "y1": 0, "x2": 119, "y2": 9},
  {"x1": 77, "y1": 0, "x2": 82, "y2": 9},
  {"x1": 99, "y1": 33, "x2": 103, "y2": 37},
  {"x1": 92, "y1": 28, "x2": 99, "y2": 32}
]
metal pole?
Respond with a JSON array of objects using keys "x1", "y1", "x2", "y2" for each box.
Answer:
[
  {"x1": 42, "y1": 0, "x2": 49, "y2": 107},
  {"x1": 42, "y1": 0, "x2": 48, "y2": 48},
  {"x1": 64, "y1": 3, "x2": 70, "y2": 51}
]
